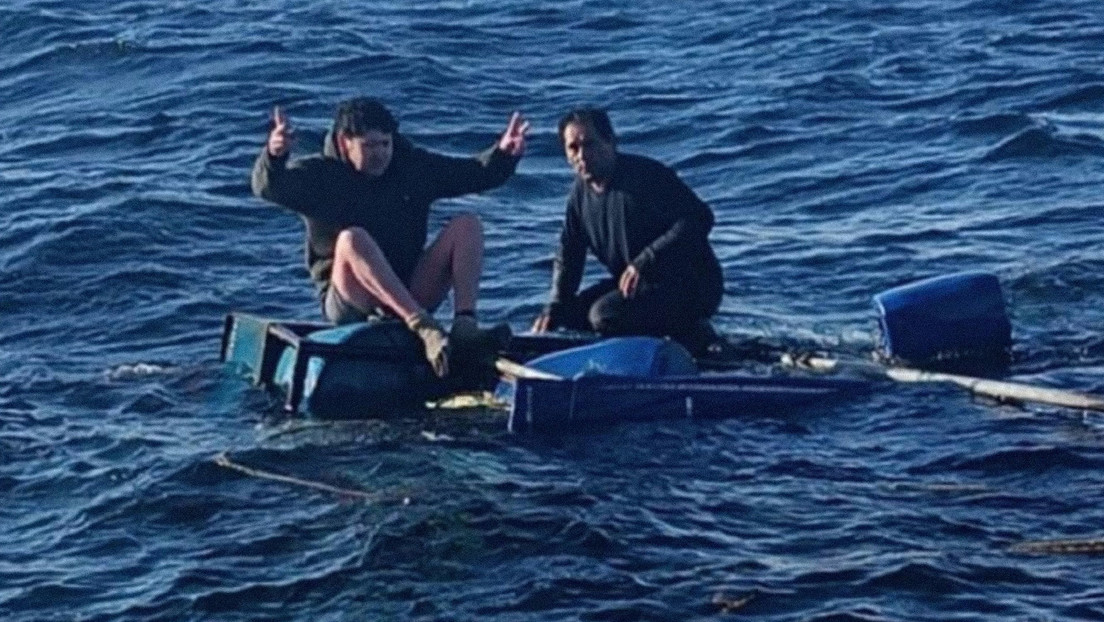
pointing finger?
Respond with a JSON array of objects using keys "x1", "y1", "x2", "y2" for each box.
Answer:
[{"x1": 506, "y1": 111, "x2": 522, "y2": 134}]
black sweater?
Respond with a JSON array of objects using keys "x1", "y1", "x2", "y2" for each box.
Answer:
[
  {"x1": 252, "y1": 132, "x2": 518, "y2": 294},
  {"x1": 551, "y1": 152, "x2": 722, "y2": 301}
]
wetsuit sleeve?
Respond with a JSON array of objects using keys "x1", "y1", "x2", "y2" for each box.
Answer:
[
  {"x1": 630, "y1": 167, "x2": 715, "y2": 276},
  {"x1": 417, "y1": 144, "x2": 519, "y2": 199},
  {"x1": 251, "y1": 148, "x2": 340, "y2": 221},
  {"x1": 550, "y1": 192, "x2": 587, "y2": 303}
]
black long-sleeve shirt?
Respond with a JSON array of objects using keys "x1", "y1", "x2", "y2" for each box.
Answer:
[
  {"x1": 252, "y1": 132, "x2": 518, "y2": 294},
  {"x1": 551, "y1": 152, "x2": 722, "y2": 302}
]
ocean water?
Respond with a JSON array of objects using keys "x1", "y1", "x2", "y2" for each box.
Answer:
[{"x1": 3, "y1": 0, "x2": 1104, "y2": 619}]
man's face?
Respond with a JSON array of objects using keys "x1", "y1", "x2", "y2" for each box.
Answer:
[
  {"x1": 562, "y1": 121, "x2": 616, "y2": 183},
  {"x1": 340, "y1": 130, "x2": 393, "y2": 177}
]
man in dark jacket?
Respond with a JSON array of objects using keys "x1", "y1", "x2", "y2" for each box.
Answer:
[
  {"x1": 252, "y1": 97, "x2": 528, "y2": 376},
  {"x1": 532, "y1": 107, "x2": 723, "y2": 354}
]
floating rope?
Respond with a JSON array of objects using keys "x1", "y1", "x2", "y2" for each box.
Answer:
[
  {"x1": 213, "y1": 451, "x2": 407, "y2": 503},
  {"x1": 1009, "y1": 538, "x2": 1104, "y2": 555}
]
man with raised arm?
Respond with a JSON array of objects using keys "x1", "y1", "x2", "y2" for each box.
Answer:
[
  {"x1": 532, "y1": 107, "x2": 724, "y2": 355},
  {"x1": 252, "y1": 97, "x2": 528, "y2": 377}
]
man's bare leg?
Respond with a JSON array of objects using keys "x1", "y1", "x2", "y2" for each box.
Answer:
[
  {"x1": 330, "y1": 227, "x2": 449, "y2": 376},
  {"x1": 407, "y1": 212, "x2": 483, "y2": 317},
  {"x1": 408, "y1": 212, "x2": 504, "y2": 359},
  {"x1": 331, "y1": 227, "x2": 425, "y2": 323}
]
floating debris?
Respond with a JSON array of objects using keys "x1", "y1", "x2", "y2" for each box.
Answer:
[
  {"x1": 106, "y1": 362, "x2": 178, "y2": 381},
  {"x1": 1009, "y1": 538, "x2": 1104, "y2": 555},
  {"x1": 712, "y1": 591, "x2": 755, "y2": 614},
  {"x1": 882, "y1": 481, "x2": 991, "y2": 494}
]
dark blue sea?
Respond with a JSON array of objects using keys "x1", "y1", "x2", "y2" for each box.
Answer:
[{"x1": 3, "y1": 1, "x2": 1104, "y2": 619}]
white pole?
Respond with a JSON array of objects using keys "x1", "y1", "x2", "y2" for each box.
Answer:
[
  {"x1": 782, "y1": 354, "x2": 1104, "y2": 412},
  {"x1": 495, "y1": 358, "x2": 563, "y2": 381}
]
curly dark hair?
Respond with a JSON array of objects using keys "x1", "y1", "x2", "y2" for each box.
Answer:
[{"x1": 333, "y1": 97, "x2": 398, "y2": 136}]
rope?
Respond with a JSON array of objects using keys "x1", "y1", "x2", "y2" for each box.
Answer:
[{"x1": 213, "y1": 451, "x2": 407, "y2": 503}]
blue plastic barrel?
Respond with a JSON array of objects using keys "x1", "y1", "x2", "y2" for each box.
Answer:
[
  {"x1": 873, "y1": 271, "x2": 1011, "y2": 364},
  {"x1": 495, "y1": 337, "x2": 697, "y2": 403}
]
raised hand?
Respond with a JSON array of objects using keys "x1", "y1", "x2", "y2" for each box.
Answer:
[
  {"x1": 497, "y1": 111, "x2": 530, "y2": 157},
  {"x1": 267, "y1": 106, "x2": 294, "y2": 157},
  {"x1": 619, "y1": 265, "x2": 640, "y2": 299}
]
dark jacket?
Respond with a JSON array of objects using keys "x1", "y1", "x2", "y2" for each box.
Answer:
[
  {"x1": 252, "y1": 128, "x2": 518, "y2": 294},
  {"x1": 551, "y1": 152, "x2": 723, "y2": 303}
]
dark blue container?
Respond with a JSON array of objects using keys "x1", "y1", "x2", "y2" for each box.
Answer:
[
  {"x1": 517, "y1": 336, "x2": 698, "y2": 378},
  {"x1": 494, "y1": 336, "x2": 698, "y2": 404},
  {"x1": 873, "y1": 271, "x2": 1012, "y2": 365},
  {"x1": 271, "y1": 320, "x2": 447, "y2": 418},
  {"x1": 496, "y1": 337, "x2": 867, "y2": 433}
]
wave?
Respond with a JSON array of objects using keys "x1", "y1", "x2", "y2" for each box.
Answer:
[
  {"x1": 5, "y1": 1, "x2": 1104, "y2": 620},
  {"x1": 575, "y1": 14, "x2": 647, "y2": 32},
  {"x1": 952, "y1": 112, "x2": 1035, "y2": 136},
  {"x1": 913, "y1": 445, "x2": 1104, "y2": 475},
  {"x1": 1036, "y1": 83, "x2": 1104, "y2": 109},
  {"x1": 982, "y1": 126, "x2": 1104, "y2": 160},
  {"x1": 104, "y1": 362, "x2": 179, "y2": 381}
]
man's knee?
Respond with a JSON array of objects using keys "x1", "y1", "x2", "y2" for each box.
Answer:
[
  {"x1": 587, "y1": 297, "x2": 626, "y2": 333},
  {"x1": 334, "y1": 227, "x2": 374, "y2": 261},
  {"x1": 587, "y1": 308, "x2": 610, "y2": 333},
  {"x1": 446, "y1": 212, "x2": 483, "y2": 239},
  {"x1": 334, "y1": 227, "x2": 363, "y2": 254}
]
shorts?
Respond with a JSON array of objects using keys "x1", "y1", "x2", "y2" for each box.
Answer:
[{"x1": 321, "y1": 286, "x2": 376, "y2": 325}]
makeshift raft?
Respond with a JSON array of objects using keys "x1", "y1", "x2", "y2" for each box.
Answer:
[
  {"x1": 221, "y1": 271, "x2": 1104, "y2": 431},
  {"x1": 493, "y1": 336, "x2": 867, "y2": 433},
  {"x1": 219, "y1": 312, "x2": 866, "y2": 430}
]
